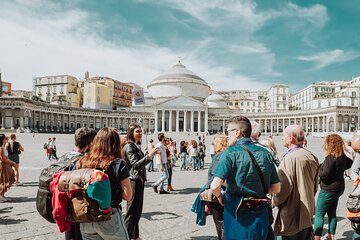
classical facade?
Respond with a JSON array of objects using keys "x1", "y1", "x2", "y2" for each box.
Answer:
[{"x1": 1, "y1": 61, "x2": 359, "y2": 134}]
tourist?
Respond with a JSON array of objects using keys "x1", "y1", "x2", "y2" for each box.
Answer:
[
  {"x1": 202, "y1": 135, "x2": 227, "y2": 240},
  {"x1": 123, "y1": 123, "x2": 159, "y2": 240},
  {"x1": 179, "y1": 141, "x2": 188, "y2": 171},
  {"x1": 44, "y1": 137, "x2": 52, "y2": 158},
  {"x1": 146, "y1": 139, "x2": 155, "y2": 172},
  {"x1": 198, "y1": 142, "x2": 205, "y2": 169},
  {"x1": 5, "y1": 134, "x2": 24, "y2": 185},
  {"x1": 62, "y1": 127, "x2": 97, "y2": 240},
  {"x1": 151, "y1": 133, "x2": 169, "y2": 194},
  {"x1": 76, "y1": 128, "x2": 132, "y2": 240},
  {"x1": 48, "y1": 137, "x2": 58, "y2": 160},
  {"x1": 273, "y1": 125, "x2": 319, "y2": 239},
  {"x1": 167, "y1": 139, "x2": 176, "y2": 191},
  {"x1": 260, "y1": 137, "x2": 280, "y2": 167},
  {"x1": 0, "y1": 134, "x2": 16, "y2": 203},
  {"x1": 314, "y1": 134, "x2": 353, "y2": 240},
  {"x1": 189, "y1": 140, "x2": 199, "y2": 171},
  {"x1": 209, "y1": 141, "x2": 215, "y2": 163},
  {"x1": 210, "y1": 116, "x2": 280, "y2": 239}
]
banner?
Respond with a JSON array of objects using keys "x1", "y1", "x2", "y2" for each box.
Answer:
[{"x1": 132, "y1": 89, "x2": 145, "y2": 105}]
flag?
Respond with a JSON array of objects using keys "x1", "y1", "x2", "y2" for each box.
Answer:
[{"x1": 132, "y1": 89, "x2": 145, "y2": 105}]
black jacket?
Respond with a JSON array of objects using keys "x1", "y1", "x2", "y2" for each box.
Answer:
[
  {"x1": 319, "y1": 154, "x2": 353, "y2": 193},
  {"x1": 123, "y1": 142, "x2": 151, "y2": 181}
]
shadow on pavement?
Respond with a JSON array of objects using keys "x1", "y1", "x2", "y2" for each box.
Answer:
[
  {"x1": 0, "y1": 206, "x2": 13, "y2": 214},
  {"x1": 339, "y1": 230, "x2": 355, "y2": 239},
  {"x1": 8, "y1": 197, "x2": 36, "y2": 203},
  {"x1": 20, "y1": 181, "x2": 39, "y2": 187},
  {"x1": 0, "y1": 217, "x2": 28, "y2": 225},
  {"x1": 176, "y1": 187, "x2": 201, "y2": 195},
  {"x1": 187, "y1": 236, "x2": 217, "y2": 240},
  {"x1": 142, "y1": 211, "x2": 181, "y2": 221}
]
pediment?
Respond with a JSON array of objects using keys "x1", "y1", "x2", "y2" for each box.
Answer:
[{"x1": 156, "y1": 96, "x2": 207, "y2": 108}]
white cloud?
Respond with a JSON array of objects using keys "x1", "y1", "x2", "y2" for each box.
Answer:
[
  {"x1": 297, "y1": 49, "x2": 360, "y2": 69},
  {"x1": 0, "y1": 0, "x2": 275, "y2": 92}
]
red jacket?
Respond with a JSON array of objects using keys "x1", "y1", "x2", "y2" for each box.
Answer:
[{"x1": 50, "y1": 172, "x2": 71, "y2": 232}]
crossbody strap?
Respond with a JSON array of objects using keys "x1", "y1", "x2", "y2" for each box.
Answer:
[{"x1": 239, "y1": 145, "x2": 267, "y2": 197}]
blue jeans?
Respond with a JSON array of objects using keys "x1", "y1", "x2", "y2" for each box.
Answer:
[
  {"x1": 168, "y1": 165, "x2": 173, "y2": 185},
  {"x1": 180, "y1": 153, "x2": 187, "y2": 170},
  {"x1": 153, "y1": 165, "x2": 168, "y2": 191},
  {"x1": 191, "y1": 156, "x2": 199, "y2": 170},
  {"x1": 146, "y1": 158, "x2": 154, "y2": 171}
]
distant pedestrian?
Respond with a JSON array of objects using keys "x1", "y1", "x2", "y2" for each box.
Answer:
[
  {"x1": 179, "y1": 141, "x2": 188, "y2": 171},
  {"x1": 147, "y1": 139, "x2": 155, "y2": 172},
  {"x1": 44, "y1": 137, "x2": 51, "y2": 158},
  {"x1": 314, "y1": 134, "x2": 353, "y2": 240},
  {"x1": 48, "y1": 137, "x2": 58, "y2": 160},
  {"x1": 5, "y1": 134, "x2": 24, "y2": 186},
  {"x1": 0, "y1": 134, "x2": 16, "y2": 202},
  {"x1": 189, "y1": 140, "x2": 199, "y2": 171},
  {"x1": 151, "y1": 133, "x2": 169, "y2": 194}
]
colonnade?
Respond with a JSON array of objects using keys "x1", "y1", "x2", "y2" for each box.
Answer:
[{"x1": 154, "y1": 109, "x2": 208, "y2": 133}]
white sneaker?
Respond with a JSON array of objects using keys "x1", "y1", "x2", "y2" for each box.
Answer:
[{"x1": 15, "y1": 182, "x2": 24, "y2": 186}]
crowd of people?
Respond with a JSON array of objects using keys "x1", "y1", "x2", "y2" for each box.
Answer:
[{"x1": 2, "y1": 115, "x2": 360, "y2": 239}]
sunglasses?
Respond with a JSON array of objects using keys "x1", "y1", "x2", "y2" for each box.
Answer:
[{"x1": 225, "y1": 128, "x2": 238, "y2": 136}]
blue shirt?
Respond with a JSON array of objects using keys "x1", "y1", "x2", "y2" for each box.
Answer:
[{"x1": 214, "y1": 137, "x2": 279, "y2": 198}]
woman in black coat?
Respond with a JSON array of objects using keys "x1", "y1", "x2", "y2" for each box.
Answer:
[{"x1": 123, "y1": 124, "x2": 159, "y2": 240}]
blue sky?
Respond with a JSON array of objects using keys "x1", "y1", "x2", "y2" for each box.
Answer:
[{"x1": 1, "y1": 0, "x2": 360, "y2": 92}]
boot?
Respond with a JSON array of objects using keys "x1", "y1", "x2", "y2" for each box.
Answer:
[{"x1": 167, "y1": 184, "x2": 175, "y2": 191}]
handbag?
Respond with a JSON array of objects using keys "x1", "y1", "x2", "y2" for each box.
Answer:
[{"x1": 239, "y1": 145, "x2": 274, "y2": 224}]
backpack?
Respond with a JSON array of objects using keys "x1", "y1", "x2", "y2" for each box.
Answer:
[
  {"x1": 347, "y1": 176, "x2": 360, "y2": 228},
  {"x1": 43, "y1": 142, "x2": 48, "y2": 149},
  {"x1": 36, "y1": 151, "x2": 83, "y2": 223},
  {"x1": 56, "y1": 168, "x2": 112, "y2": 223}
]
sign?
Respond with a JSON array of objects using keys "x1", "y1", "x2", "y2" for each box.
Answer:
[{"x1": 132, "y1": 89, "x2": 145, "y2": 105}]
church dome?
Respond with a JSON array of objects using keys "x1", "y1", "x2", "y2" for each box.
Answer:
[
  {"x1": 147, "y1": 61, "x2": 211, "y2": 102},
  {"x1": 205, "y1": 92, "x2": 228, "y2": 108}
]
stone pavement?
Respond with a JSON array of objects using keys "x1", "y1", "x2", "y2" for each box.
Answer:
[{"x1": 0, "y1": 133, "x2": 356, "y2": 239}]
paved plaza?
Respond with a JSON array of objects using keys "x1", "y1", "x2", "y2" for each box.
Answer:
[{"x1": 0, "y1": 133, "x2": 357, "y2": 239}]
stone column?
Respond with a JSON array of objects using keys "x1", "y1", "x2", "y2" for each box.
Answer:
[
  {"x1": 190, "y1": 111, "x2": 194, "y2": 132},
  {"x1": 317, "y1": 117, "x2": 320, "y2": 132},
  {"x1": 205, "y1": 111, "x2": 208, "y2": 133},
  {"x1": 169, "y1": 110, "x2": 173, "y2": 132},
  {"x1": 176, "y1": 111, "x2": 179, "y2": 132},
  {"x1": 155, "y1": 110, "x2": 158, "y2": 132},
  {"x1": 0, "y1": 110, "x2": 4, "y2": 130},
  {"x1": 222, "y1": 119, "x2": 226, "y2": 133},
  {"x1": 184, "y1": 111, "x2": 187, "y2": 132},
  {"x1": 264, "y1": 119, "x2": 267, "y2": 134},
  {"x1": 11, "y1": 109, "x2": 15, "y2": 129},
  {"x1": 311, "y1": 117, "x2": 314, "y2": 133},
  {"x1": 322, "y1": 116, "x2": 326, "y2": 132},
  {"x1": 161, "y1": 110, "x2": 165, "y2": 132},
  {"x1": 198, "y1": 111, "x2": 201, "y2": 132},
  {"x1": 334, "y1": 114, "x2": 337, "y2": 131}
]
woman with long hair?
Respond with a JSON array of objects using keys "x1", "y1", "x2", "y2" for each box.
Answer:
[
  {"x1": 189, "y1": 140, "x2": 199, "y2": 171},
  {"x1": 5, "y1": 134, "x2": 24, "y2": 185},
  {"x1": 0, "y1": 134, "x2": 16, "y2": 202},
  {"x1": 76, "y1": 128, "x2": 132, "y2": 240},
  {"x1": 202, "y1": 136, "x2": 228, "y2": 240},
  {"x1": 123, "y1": 123, "x2": 159, "y2": 240},
  {"x1": 314, "y1": 134, "x2": 353, "y2": 240}
]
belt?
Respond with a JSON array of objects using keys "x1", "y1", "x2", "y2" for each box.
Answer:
[{"x1": 240, "y1": 198, "x2": 271, "y2": 209}]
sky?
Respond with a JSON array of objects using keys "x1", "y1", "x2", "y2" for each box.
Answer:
[{"x1": 1, "y1": 0, "x2": 360, "y2": 93}]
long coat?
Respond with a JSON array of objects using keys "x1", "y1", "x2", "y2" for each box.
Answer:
[{"x1": 273, "y1": 147, "x2": 319, "y2": 236}]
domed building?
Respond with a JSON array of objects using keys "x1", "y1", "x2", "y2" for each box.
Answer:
[
  {"x1": 205, "y1": 91, "x2": 228, "y2": 108},
  {"x1": 145, "y1": 61, "x2": 210, "y2": 133},
  {"x1": 147, "y1": 61, "x2": 211, "y2": 102}
]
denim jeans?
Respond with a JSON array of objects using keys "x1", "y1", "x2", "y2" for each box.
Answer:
[
  {"x1": 191, "y1": 156, "x2": 199, "y2": 170},
  {"x1": 180, "y1": 153, "x2": 187, "y2": 170},
  {"x1": 153, "y1": 165, "x2": 168, "y2": 191},
  {"x1": 80, "y1": 208, "x2": 129, "y2": 240}
]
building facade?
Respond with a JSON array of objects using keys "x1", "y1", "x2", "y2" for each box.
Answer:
[
  {"x1": 2, "y1": 62, "x2": 359, "y2": 134},
  {"x1": 33, "y1": 75, "x2": 81, "y2": 107},
  {"x1": 113, "y1": 80, "x2": 133, "y2": 109},
  {"x1": 82, "y1": 77, "x2": 114, "y2": 110}
]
